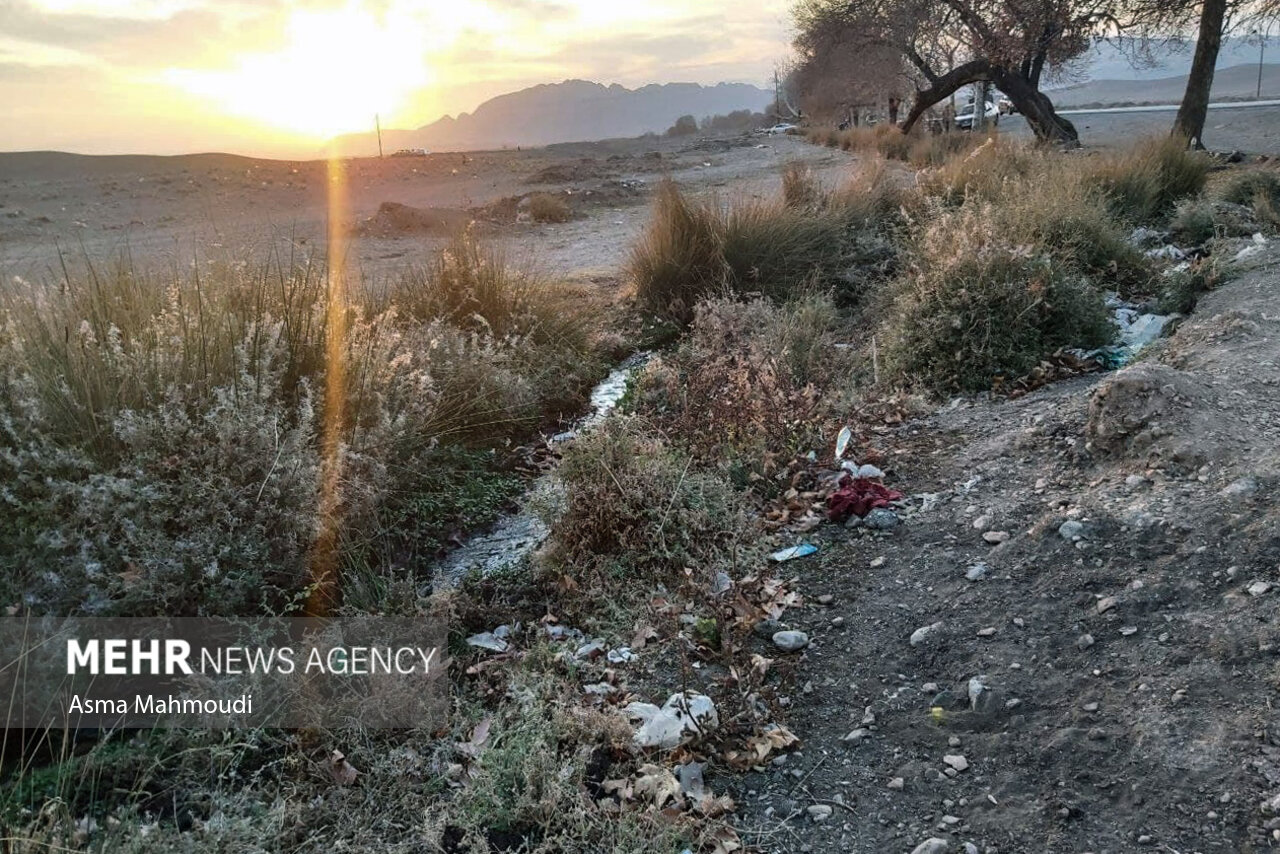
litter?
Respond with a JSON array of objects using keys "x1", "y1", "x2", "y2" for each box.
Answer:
[
  {"x1": 465, "y1": 632, "x2": 509, "y2": 653},
  {"x1": 827, "y1": 476, "x2": 904, "y2": 522},
  {"x1": 627, "y1": 692, "x2": 720, "y2": 749},
  {"x1": 770, "y1": 543, "x2": 818, "y2": 562},
  {"x1": 1144, "y1": 244, "x2": 1186, "y2": 261},
  {"x1": 834, "y1": 425, "x2": 853, "y2": 459}
]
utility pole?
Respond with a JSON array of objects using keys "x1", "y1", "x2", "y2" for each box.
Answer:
[
  {"x1": 375, "y1": 114, "x2": 384, "y2": 158},
  {"x1": 1258, "y1": 26, "x2": 1269, "y2": 100}
]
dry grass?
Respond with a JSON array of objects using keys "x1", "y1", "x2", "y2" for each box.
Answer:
[
  {"x1": 629, "y1": 164, "x2": 907, "y2": 322},
  {"x1": 528, "y1": 192, "x2": 573, "y2": 223},
  {"x1": 1090, "y1": 136, "x2": 1211, "y2": 224},
  {"x1": 0, "y1": 236, "x2": 603, "y2": 615}
]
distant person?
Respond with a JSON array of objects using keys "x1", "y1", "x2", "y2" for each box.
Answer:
[{"x1": 888, "y1": 96, "x2": 900, "y2": 126}]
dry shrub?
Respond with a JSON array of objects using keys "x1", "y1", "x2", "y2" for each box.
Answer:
[
  {"x1": 880, "y1": 202, "x2": 1115, "y2": 393},
  {"x1": 634, "y1": 293, "x2": 855, "y2": 466},
  {"x1": 0, "y1": 237, "x2": 601, "y2": 615},
  {"x1": 1090, "y1": 136, "x2": 1210, "y2": 224},
  {"x1": 916, "y1": 136, "x2": 1039, "y2": 205},
  {"x1": 781, "y1": 161, "x2": 822, "y2": 209},
  {"x1": 528, "y1": 192, "x2": 572, "y2": 223},
  {"x1": 629, "y1": 167, "x2": 907, "y2": 322},
  {"x1": 548, "y1": 416, "x2": 751, "y2": 593},
  {"x1": 1170, "y1": 198, "x2": 1218, "y2": 245},
  {"x1": 1216, "y1": 169, "x2": 1280, "y2": 230}
]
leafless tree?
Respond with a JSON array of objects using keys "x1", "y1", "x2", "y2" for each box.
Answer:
[{"x1": 793, "y1": 0, "x2": 1125, "y2": 144}]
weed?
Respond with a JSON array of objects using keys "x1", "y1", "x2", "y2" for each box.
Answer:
[{"x1": 528, "y1": 192, "x2": 573, "y2": 223}]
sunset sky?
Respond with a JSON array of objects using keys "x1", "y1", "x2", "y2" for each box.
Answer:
[{"x1": 0, "y1": 0, "x2": 792, "y2": 157}]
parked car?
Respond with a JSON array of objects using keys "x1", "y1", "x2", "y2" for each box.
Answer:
[
  {"x1": 390, "y1": 148, "x2": 428, "y2": 157},
  {"x1": 955, "y1": 101, "x2": 1000, "y2": 130},
  {"x1": 997, "y1": 96, "x2": 1017, "y2": 115},
  {"x1": 763, "y1": 123, "x2": 798, "y2": 135}
]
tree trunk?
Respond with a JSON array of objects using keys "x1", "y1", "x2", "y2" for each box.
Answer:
[
  {"x1": 900, "y1": 60, "x2": 1078, "y2": 147},
  {"x1": 1174, "y1": 0, "x2": 1228, "y2": 146},
  {"x1": 990, "y1": 69, "x2": 1079, "y2": 145}
]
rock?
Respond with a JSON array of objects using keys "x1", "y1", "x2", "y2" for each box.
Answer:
[
  {"x1": 982, "y1": 530, "x2": 1010, "y2": 544},
  {"x1": 1249, "y1": 581, "x2": 1272, "y2": 597},
  {"x1": 865, "y1": 508, "x2": 900, "y2": 530},
  {"x1": 628, "y1": 692, "x2": 719, "y2": 749},
  {"x1": 910, "y1": 622, "x2": 944, "y2": 647},
  {"x1": 1220, "y1": 477, "x2": 1258, "y2": 499},
  {"x1": 1096, "y1": 596, "x2": 1117, "y2": 614},
  {"x1": 888, "y1": 776, "x2": 905, "y2": 790},
  {"x1": 831, "y1": 616, "x2": 845, "y2": 627},
  {"x1": 967, "y1": 676, "x2": 988, "y2": 708},
  {"x1": 772, "y1": 630, "x2": 810, "y2": 652},
  {"x1": 910, "y1": 838, "x2": 950, "y2": 854},
  {"x1": 1125, "y1": 474, "x2": 1147, "y2": 488},
  {"x1": 856, "y1": 464, "x2": 885, "y2": 479},
  {"x1": 753, "y1": 619, "x2": 784, "y2": 639},
  {"x1": 1083, "y1": 702, "x2": 1099, "y2": 712},
  {"x1": 806, "y1": 804, "x2": 833, "y2": 822},
  {"x1": 1076, "y1": 633, "x2": 1096, "y2": 651},
  {"x1": 965, "y1": 563, "x2": 989, "y2": 581},
  {"x1": 870, "y1": 555, "x2": 886, "y2": 568},
  {"x1": 1058, "y1": 520, "x2": 1085, "y2": 540},
  {"x1": 977, "y1": 627, "x2": 997, "y2": 637},
  {"x1": 922, "y1": 682, "x2": 939, "y2": 693},
  {"x1": 861, "y1": 707, "x2": 876, "y2": 725},
  {"x1": 842, "y1": 728, "x2": 871, "y2": 745},
  {"x1": 943, "y1": 754, "x2": 969, "y2": 772},
  {"x1": 817, "y1": 594, "x2": 834, "y2": 605},
  {"x1": 963, "y1": 844, "x2": 979, "y2": 854},
  {"x1": 972, "y1": 514, "x2": 993, "y2": 530}
]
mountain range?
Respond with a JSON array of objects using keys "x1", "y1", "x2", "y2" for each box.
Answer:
[{"x1": 331, "y1": 80, "x2": 772, "y2": 156}]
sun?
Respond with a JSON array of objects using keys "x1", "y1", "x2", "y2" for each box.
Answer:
[{"x1": 165, "y1": 2, "x2": 431, "y2": 140}]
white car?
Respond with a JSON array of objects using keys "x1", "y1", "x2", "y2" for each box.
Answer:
[
  {"x1": 764, "y1": 123, "x2": 798, "y2": 135},
  {"x1": 955, "y1": 101, "x2": 1000, "y2": 130}
]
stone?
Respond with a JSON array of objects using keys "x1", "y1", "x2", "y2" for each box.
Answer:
[
  {"x1": 856, "y1": 464, "x2": 885, "y2": 479},
  {"x1": 977, "y1": 627, "x2": 997, "y2": 637},
  {"x1": 870, "y1": 555, "x2": 886, "y2": 568},
  {"x1": 964, "y1": 844, "x2": 980, "y2": 854},
  {"x1": 1058, "y1": 520, "x2": 1085, "y2": 540},
  {"x1": 806, "y1": 804, "x2": 833, "y2": 822},
  {"x1": 753, "y1": 619, "x2": 783, "y2": 639},
  {"x1": 910, "y1": 622, "x2": 944, "y2": 647},
  {"x1": 842, "y1": 728, "x2": 871, "y2": 745},
  {"x1": 1076, "y1": 633, "x2": 1096, "y2": 651},
  {"x1": 1096, "y1": 597, "x2": 1117, "y2": 614},
  {"x1": 910, "y1": 838, "x2": 950, "y2": 854},
  {"x1": 1083, "y1": 702, "x2": 1099, "y2": 712},
  {"x1": 1249, "y1": 581, "x2": 1272, "y2": 597},
  {"x1": 865, "y1": 508, "x2": 900, "y2": 530},
  {"x1": 772, "y1": 630, "x2": 810, "y2": 652},
  {"x1": 887, "y1": 776, "x2": 905, "y2": 790},
  {"x1": 943, "y1": 754, "x2": 969, "y2": 772},
  {"x1": 972, "y1": 514, "x2": 993, "y2": 530},
  {"x1": 965, "y1": 563, "x2": 989, "y2": 581},
  {"x1": 817, "y1": 594, "x2": 834, "y2": 605},
  {"x1": 983, "y1": 530, "x2": 1010, "y2": 544}
]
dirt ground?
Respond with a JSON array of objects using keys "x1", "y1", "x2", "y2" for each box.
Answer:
[
  {"x1": 0, "y1": 133, "x2": 843, "y2": 288},
  {"x1": 716, "y1": 241, "x2": 1280, "y2": 853},
  {"x1": 6, "y1": 106, "x2": 1274, "y2": 289}
]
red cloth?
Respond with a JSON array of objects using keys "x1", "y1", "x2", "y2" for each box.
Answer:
[{"x1": 827, "y1": 475, "x2": 903, "y2": 522}]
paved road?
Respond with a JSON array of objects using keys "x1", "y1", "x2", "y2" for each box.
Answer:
[{"x1": 999, "y1": 101, "x2": 1280, "y2": 152}]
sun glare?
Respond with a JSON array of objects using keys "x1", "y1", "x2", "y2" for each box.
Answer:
[{"x1": 165, "y1": 3, "x2": 431, "y2": 140}]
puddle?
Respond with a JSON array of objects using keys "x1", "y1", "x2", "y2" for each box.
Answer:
[{"x1": 433, "y1": 352, "x2": 650, "y2": 585}]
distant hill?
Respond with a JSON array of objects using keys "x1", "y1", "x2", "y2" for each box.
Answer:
[
  {"x1": 1050, "y1": 62, "x2": 1280, "y2": 108},
  {"x1": 331, "y1": 79, "x2": 772, "y2": 156},
  {"x1": 1053, "y1": 35, "x2": 1264, "y2": 84}
]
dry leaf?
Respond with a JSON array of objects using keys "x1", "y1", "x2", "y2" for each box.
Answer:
[
  {"x1": 632, "y1": 763, "x2": 681, "y2": 809},
  {"x1": 695, "y1": 793, "x2": 737, "y2": 818},
  {"x1": 456, "y1": 716, "x2": 492, "y2": 759},
  {"x1": 706, "y1": 826, "x2": 743, "y2": 854},
  {"x1": 328, "y1": 750, "x2": 358, "y2": 786}
]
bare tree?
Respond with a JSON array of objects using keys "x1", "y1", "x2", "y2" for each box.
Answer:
[
  {"x1": 793, "y1": 0, "x2": 1122, "y2": 144},
  {"x1": 1124, "y1": 0, "x2": 1280, "y2": 146}
]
